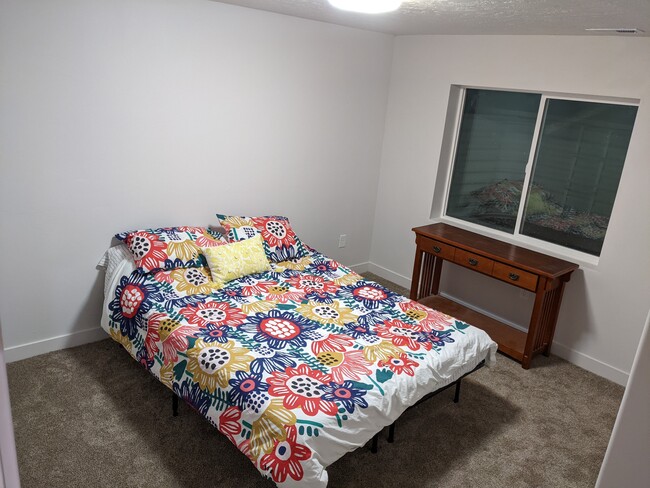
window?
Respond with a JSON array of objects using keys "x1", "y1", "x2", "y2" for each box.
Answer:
[{"x1": 445, "y1": 88, "x2": 638, "y2": 257}]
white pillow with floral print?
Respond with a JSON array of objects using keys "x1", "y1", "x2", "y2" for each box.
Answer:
[
  {"x1": 216, "y1": 214, "x2": 307, "y2": 263},
  {"x1": 115, "y1": 226, "x2": 227, "y2": 274}
]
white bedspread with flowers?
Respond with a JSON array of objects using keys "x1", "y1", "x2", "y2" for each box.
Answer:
[{"x1": 102, "y1": 249, "x2": 497, "y2": 487}]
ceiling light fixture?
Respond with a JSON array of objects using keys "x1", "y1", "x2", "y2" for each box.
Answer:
[{"x1": 328, "y1": 0, "x2": 403, "y2": 14}]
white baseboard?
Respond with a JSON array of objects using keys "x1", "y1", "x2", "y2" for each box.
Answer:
[
  {"x1": 366, "y1": 261, "x2": 630, "y2": 386},
  {"x1": 4, "y1": 327, "x2": 108, "y2": 363},
  {"x1": 550, "y1": 342, "x2": 629, "y2": 386},
  {"x1": 348, "y1": 261, "x2": 370, "y2": 274},
  {"x1": 366, "y1": 262, "x2": 412, "y2": 289}
]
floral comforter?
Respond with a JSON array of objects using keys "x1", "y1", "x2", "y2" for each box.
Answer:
[{"x1": 101, "y1": 249, "x2": 496, "y2": 487}]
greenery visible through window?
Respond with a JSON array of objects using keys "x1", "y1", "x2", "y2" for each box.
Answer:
[{"x1": 445, "y1": 88, "x2": 637, "y2": 256}]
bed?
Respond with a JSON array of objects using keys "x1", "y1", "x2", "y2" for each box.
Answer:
[{"x1": 99, "y1": 218, "x2": 497, "y2": 487}]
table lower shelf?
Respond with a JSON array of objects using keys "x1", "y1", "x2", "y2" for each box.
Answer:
[{"x1": 418, "y1": 295, "x2": 527, "y2": 362}]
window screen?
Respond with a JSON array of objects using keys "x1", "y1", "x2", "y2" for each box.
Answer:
[
  {"x1": 443, "y1": 88, "x2": 637, "y2": 256},
  {"x1": 446, "y1": 89, "x2": 540, "y2": 232},
  {"x1": 521, "y1": 100, "x2": 638, "y2": 255}
]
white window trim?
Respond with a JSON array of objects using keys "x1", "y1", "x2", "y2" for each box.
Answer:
[
  {"x1": 436, "y1": 86, "x2": 639, "y2": 269},
  {"x1": 512, "y1": 95, "x2": 546, "y2": 236},
  {"x1": 437, "y1": 215, "x2": 600, "y2": 267}
]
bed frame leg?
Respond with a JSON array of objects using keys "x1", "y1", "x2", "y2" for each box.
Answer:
[
  {"x1": 172, "y1": 394, "x2": 179, "y2": 417},
  {"x1": 453, "y1": 380, "x2": 461, "y2": 403},
  {"x1": 371, "y1": 433, "x2": 379, "y2": 453},
  {"x1": 388, "y1": 423, "x2": 395, "y2": 443}
]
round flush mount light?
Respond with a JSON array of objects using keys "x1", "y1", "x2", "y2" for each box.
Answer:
[{"x1": 328, "y1": 0, "x2": 403, "y2": 14}]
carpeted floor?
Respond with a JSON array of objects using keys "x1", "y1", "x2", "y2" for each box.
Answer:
[{"x1": 7, "y1": 273, "x2": 623, "y2": 488}]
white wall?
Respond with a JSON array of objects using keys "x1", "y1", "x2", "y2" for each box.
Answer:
[
  {"x1": 0, "y1": 321, "x2": 20, "y2": 488},
  {"x1": 596, "y1": 309, "x2": 650, "y2": 487},
  {"x1": 370, "y1": 36, "x2": 650, "y2": 384},
  {"x1": 0, "y1": 0, "x2": 393, "y2": 358}
]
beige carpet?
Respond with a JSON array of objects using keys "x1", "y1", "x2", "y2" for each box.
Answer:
[{"x1": 7, "y1": 273, "x2": 623, "y2": 487}]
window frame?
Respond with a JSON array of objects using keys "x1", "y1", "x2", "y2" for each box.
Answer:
[{"x1": 437, "y1": 86, "x2": 638, "y2": 267}]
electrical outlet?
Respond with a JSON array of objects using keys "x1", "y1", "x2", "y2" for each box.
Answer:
[{"x1": 338, "y1": 234, "x2": 347, "y2": 248}]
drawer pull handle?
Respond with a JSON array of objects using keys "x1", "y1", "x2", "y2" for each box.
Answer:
[
  {"x1": 468, "y1": 258, "x2": 479, "y2": 266},
  {"x1": 509, "y1": 272, "x2": 520, "y2": 281},
  {"x1": 433, "y1": 246, "x2": 441, "y2": 253}
]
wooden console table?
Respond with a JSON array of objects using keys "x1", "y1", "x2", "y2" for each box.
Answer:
[{"x1": 411, "y1": 223, "x2": 578, "y2": 369}]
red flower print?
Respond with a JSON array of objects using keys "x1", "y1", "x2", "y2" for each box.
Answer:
[
  {"x1": 350, "y1": 284, "x2": 388, "y2": 309},
  {"x1": 252, "y1": 217, "x2": 297, "y2": 248},
  {"x1": 286, "y1": 275, "x2": 340, "y2": 295},
  {"x1": 268, "y1": 364, "x2": 337, "y2": 417},
  {"x1": 153, "y1": 270, "x2": 174, "y2": 284},
  {"x1": 378, "y1": 353, "x2": 419, "y2": 376},
  {"x1": 260, "y1": 425, "x2": 311, "y2": 483},
  {"x1": 176, "y1": 226, "x2": 205, "y2": 234},
  {"x1": 327, "y1": 350, "x2": 372, "y2": 383},
  {"x1": 264, "y1": 284, "x2": 306, "y2": 304},
  {"x1": 311, "y1": 333, "x2": 354, "y2": 355},
  {"x1": 147, "y1": 313, "x2": 196, "y2": 364},
  {"x1": 144, "y1": 312, "x2": 163, "y2": 358},
  {"x1": 376, "y1": 319, "x2": 430, "y2": 351},
  {"x1": 219, "y1": 406, "x2": 242, "y2": 444},
  {"x1": 119, "y1": 284, "x2": 145, "y2": 319},
  {"x1": 180, "y1": 301, "x2": 247, "y2": 328},
  {"x1": 238, "y1": 277, "x2": 275, "y2": 297},
  {"x1": 195, "y1": 231, "x2": 226, "y2": 248},
  {"x1": 238, "y1": 439, "x2": 257, "y2": 467},
  {"x1": 399, "y1": 301, "x2": 452, "y2": 331},
  {"x1": 125, "y1": 232, "x2": 168, "y2": 272}
]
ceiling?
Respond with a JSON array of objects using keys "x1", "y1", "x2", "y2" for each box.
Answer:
[{"x1": 212, "y1": 0, "x2": 650, "y2": 36}]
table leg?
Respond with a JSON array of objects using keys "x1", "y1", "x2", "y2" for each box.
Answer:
[{"x1": 410, "y1": 249, "x2": 423, "y2": 300}]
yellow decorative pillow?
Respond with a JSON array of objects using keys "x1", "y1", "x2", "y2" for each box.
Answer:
[{"x1": 202, "y1": 234, "x2": 271, "y2": 284}]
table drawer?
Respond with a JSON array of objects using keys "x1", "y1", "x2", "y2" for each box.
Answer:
[
  {"x1": 417, "y1": 236, "x2": 456, "y2": 260},
  {"x1": 453, "y1": 249, "x2": 494, "y2": 275},
  {"x1": 492, "y1": 262, "x2": 538, "y2": 291}
]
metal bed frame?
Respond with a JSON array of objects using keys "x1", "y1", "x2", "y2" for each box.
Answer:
[
  {"x1": 171, "y1": 359, "x2": 485, "y2": 454},
  {"x1": 370, "y1": 359, "x2": 485, "y2": 453}
]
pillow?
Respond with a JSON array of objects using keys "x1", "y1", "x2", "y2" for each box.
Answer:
[
  {"x1": 202, "y1": 234, "x2": 271, "y2": 284},
  {"x1": 216, "y1": 214, "x2": 307, "y2": 262},
  {"x1": 115, "y1": 226, "x2": 226, "y2": 274},
  {"x1": 97, "y1": 244, "x2": 137, "y2": 300}
]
